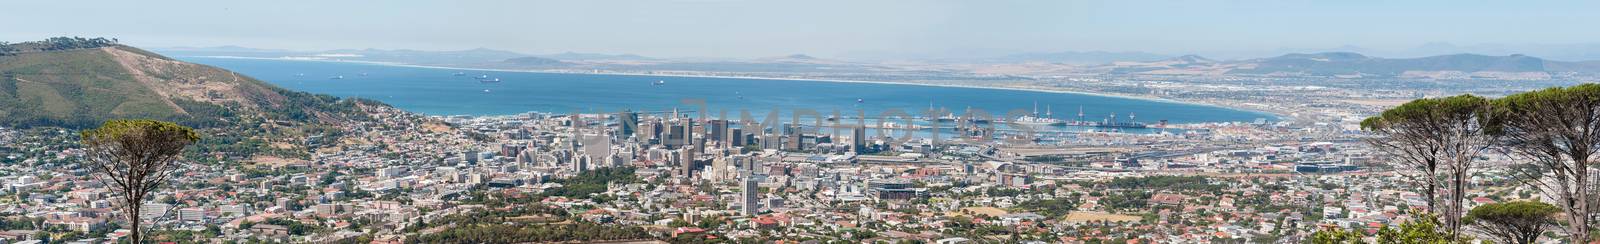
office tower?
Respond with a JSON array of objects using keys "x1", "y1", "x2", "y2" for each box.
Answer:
[
  {"x1": 729, "y1": 128, "x2": 745, "y2": 147},
  {"x1": 581, "y1": 133, "x2": 611, "y2": 161},
  {"x1": 742, "y1": 155, "x2": 762, "y2": 176},
  {"x1": 609, "y1": 150, "x2": 631, "y2": 167},
  {"x1": 620, "y1": 110, "x2": 640, "y2": 137},
  {"x1": 575, "y1": 154, "x2": 591, "y2": 172},
  {"x1": 760, "y1": 133, "x2": 781, "y2": 150},
  {"x1": 666, "y1": 150, "x2": 681, "y2": 170},
  {"x1": 641, "y1": 120, "x2": 662, "y2": 144},
  {"x1": 708, "y1": 119, "x2": 729, "y2": 142},
  {"x1": 711, "y1": 157, "x2": 729, "y2": 181},
  {"x1": 742, "y1": 177, "x2": 759, "y2": 216},
  {"x1": 499, "y1": 143, "x2": 524, "y2": 157},
  {"x1": 852, "y1": 127, "x2": 867, "y2": 154},
  {"x1": 665, "y1": 122, "x2": 685, "y2": 148},
  {"x1": 785, "y1": 124, "x2": 803, "y2": 151},
  {"x1": 683, "y1": 120, "x2": 695, "y2": 149},
  {"x1": 673, "y1": 118, "x2": 696, "y2": 177}
]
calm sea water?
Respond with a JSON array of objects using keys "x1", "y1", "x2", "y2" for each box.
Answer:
[{"x1": 181, "y1": 57, "x2": 1273, "y2": 125}]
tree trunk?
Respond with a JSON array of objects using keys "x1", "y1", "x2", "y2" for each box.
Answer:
[
  {"x1": 1570, "y1": 163, "x2": 1591, "y2": 244},
  {"x1": 128, "y1": 218, "x2": 141, "y2": 244},
  {"x1": 126, "y1": 208, "x2": 140, "y2": 243},
  {"x1": 1426, "y1": 183, "x2": 1437, "y2": 213},
  {"x1": 1448, "y1": 170, "x2": 1466, "y2": 241},
  {"x1": 125, "y1": 196, "x2": 143, "y2": 244}
]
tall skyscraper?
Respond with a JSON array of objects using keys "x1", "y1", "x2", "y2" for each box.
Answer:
[
  {"x1": 708, "y1": 119, "x2": 728, "y2": 142},
  {"x1": 785, "y1": 124, "x2": 803, "y2": 151},
  {"x1": 742, "y1": 177, "x2": 759, "y2": 216},
  {"x1": 852, "y1": 127, "x2": 867, "y2": 154},
  {"x1": 575, "y1": 154, "x2": 590, "y2": 172},
  {"x1": 665, "y1": 122, "x2": 686, "y2": 148},
  {"x1": 679, "y1": 147, "x2": 695, "y2": 178},
  {"x1": 620, "y1": 110, "x2": 640, "y2": 137},
  {"x1": 682, "y1": 120, "x2": 697, "y2": 179},
  {"x1": 643, "y1": 120, "x2": 663, "y2": 144},
  {"x1": 608, "y1": 151, "x2": 629, "y2": 168},
  {"x1": 743, "y1": 155, "x2": 762, "y2": 175},
  {"x1": 711, "y1": 156, "x2": 730, "y2": 181}
]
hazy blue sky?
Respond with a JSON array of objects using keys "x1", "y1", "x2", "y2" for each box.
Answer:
[{"x1": 4, "y1": 0, "x2": 1596, "y2": 59}]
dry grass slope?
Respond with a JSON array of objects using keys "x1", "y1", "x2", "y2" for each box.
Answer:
[{"x1": 0, "y1": 41, "x2": 381, "y2": 128}]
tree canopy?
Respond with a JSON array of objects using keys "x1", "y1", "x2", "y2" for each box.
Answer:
[
  {"x1": 1464, "y1": 201, "x2": 1560, "y2": 244},
  {"x1": 81, "y1": 119, "x2": 201, "y2": 145},
  {"x1": 1359, "y1": 94, "x2": 1493, "y2": 132}
]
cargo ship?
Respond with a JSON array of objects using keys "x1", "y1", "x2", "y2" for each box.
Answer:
[
  {"x1": 1056, "y1": 107, "x2": 1148, "y2": 129},
  {"x1": 1012, "y1": 102, "x2": 1066, "y2": 126}
]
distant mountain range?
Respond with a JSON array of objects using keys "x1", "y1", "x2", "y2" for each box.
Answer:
[
  {"x1": 536, "y1": 52, "x2": 654, "y2": 61},
  {"x1": 987, "y1": 51, "x2": 1173, "y2": 64},
  {"x1": 1, "y1": 38, "x2": 378, "y2": 128},
  {"x1": 1267, "y1": 43, "x2": 1600, "y2": 62},
  {"x1": 1092, "y1": 52, "x2": 1600, "y2": 79},
  {"x1": 147, "y1": 45, "x2": 1600, "y2": 79}
]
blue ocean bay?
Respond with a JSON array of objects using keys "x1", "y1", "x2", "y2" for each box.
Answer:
[{"x1": 182, "y1": 57, "x2": 1273, "y2": 126}]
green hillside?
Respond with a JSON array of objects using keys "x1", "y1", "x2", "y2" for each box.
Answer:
[{"x1": 0, "y1": 37, "x2": 379, "y2": 129}]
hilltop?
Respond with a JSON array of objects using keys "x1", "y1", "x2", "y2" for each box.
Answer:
[{"x1": 0, "y1": 37, "x2": 382, "y2": 128}]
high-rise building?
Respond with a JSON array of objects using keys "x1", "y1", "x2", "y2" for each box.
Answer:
[
  {"x1": 729, "y1": 128, "x2": 745, "y2": 147},
  {"x1": 620, "y1": 110, "x2": 640, "y2": 137},
  {"x1": 710, "y1": 156, "x2": 730, "y2": 181},
  {"x1": 742, "y1": 178, "x2": 759, "y2": 216},
  {"x1": 575, "y1": 154, "x2": 591, "y2": 172},
  {"x1": 708, "y1": 119, "x2": 729, "y2": 142},
  {"x1": 852, "y1": 127, "x2": 868, "y2": 154},
  {"x1": 581, "y1": 134, "x2": 611, "y2": 160},
  {"x1": 679, "y1": 148, "x2": 695, "y2": 178},
  {"x1": 500, "y1": 144, "x2": 525, "y2": 157},
  {"x1": 684, "y1": 119, "x2": 698, "y2": 175},
  {"x1": 732, "y1": 155, "x2": 748, "y2": 178},
  {"x1": 641, "y1": 120, "x2": 663, "y2": 144},
  {"x1": 683, "y1": 120, "x2": 696, "y2": 149},
  {"x1": 515, "y1": 149, "x2": 533, "y2": 165},
  {"x1": 608, "y1": 150, "x2": 630, "y2": 167},
  {"x1": 785, "y1": 124, "x2": 804, "y2": 151},
  {"x1": 741, "y1": 155, "x2": 761, "y2": 175},
  {"x1": 665, "y1": 123, "x2": 685, "y2": 148},
  {"x1": 665, "y1": 150, "x2": 681, "y2": 169},
  {"x1": 760, "y1": 133, "x2": 782, "y2": 150}
]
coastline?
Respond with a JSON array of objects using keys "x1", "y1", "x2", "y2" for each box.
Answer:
[{"x1": 187, "y1": 55, "x2": 1283, "y2": 120}]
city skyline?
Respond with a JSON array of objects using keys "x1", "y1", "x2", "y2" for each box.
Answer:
[
  {"x1": 3, "y1": 2, "x2": 1598, "y2": 243},
  {"x1": 4, "y1": 1, "x2": 1598, "y2": 59}
]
